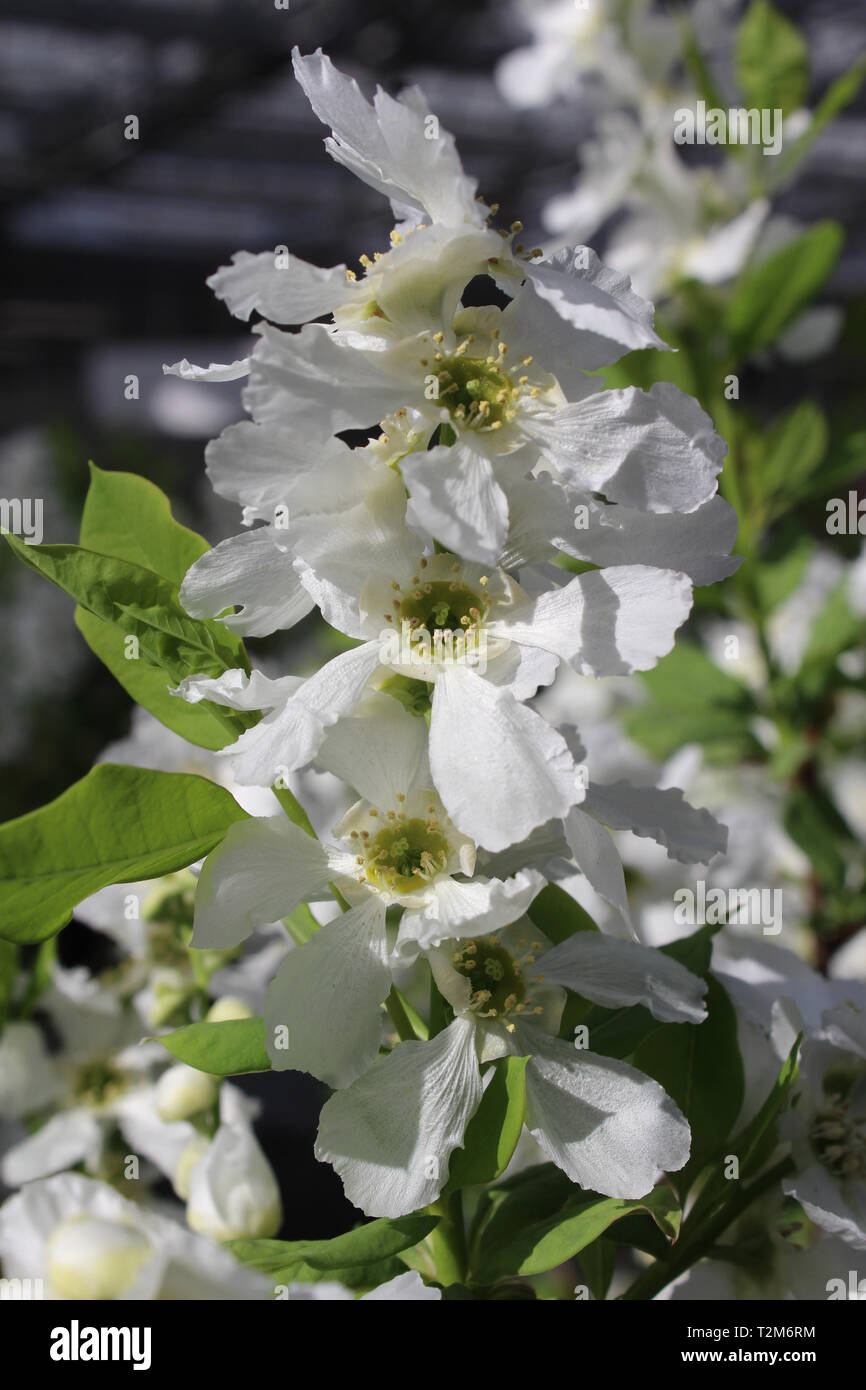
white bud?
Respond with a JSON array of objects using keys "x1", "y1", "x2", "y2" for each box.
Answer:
[
  {"x1": 46, "y1": 1215, "x2": 153, "y2": 1300},
  {"x1": 155, "y1": 1064, "x2": 219, "y2": 1123},
  {"x1": 186, "y1": 1120, "x2": 282, "y2": 1243},
  {"x1": 173, "y1": 1135, "x2": 211, "y2": 1200},
  {"x1": 205, "y1": 996, "x2": 254, "y2": 1023}
]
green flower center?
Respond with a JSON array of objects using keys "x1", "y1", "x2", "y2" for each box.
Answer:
[
  {"x1": 453, "y1": 938, "x2": 528, "y2": 1018},
  {"x1": 74, "y1": 1061, "x2": 126, "y2": 1109},
  {"x1": 434, "y1": 355, "x2": 517, "y2": 429},
  {"x1": 365, "y1": 818, "x2": 451, "y2": 894},
  {"x1": 398, "y1": 578, "x2": 487, "y2": 639},
  {"x1": 810, "y1": 1074, "x2": 866, "y2": 1181}
]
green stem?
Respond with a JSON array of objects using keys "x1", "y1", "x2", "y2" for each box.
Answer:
[
  {"x1": 619, "y1": 1157, "x2": 793, "y2": 1301},
  {"x1": 385, "y1": 987, "x2": 419, "y2": 1042},
  {"x1": 429, "y1": 1191, "x2": 467, "y2": 1287}
]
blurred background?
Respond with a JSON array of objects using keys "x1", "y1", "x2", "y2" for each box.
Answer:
[{"x1": 1, "y1": 0, "x2": 864, "y2": 1247}]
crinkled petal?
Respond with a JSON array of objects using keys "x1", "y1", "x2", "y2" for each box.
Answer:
[
  {"x1": 180, "y1": 529, "x2": 314, "y2": 637},
  {"x1": 494, "y1": 566, "x2": 692, "y2": 675},
  {"x1": 171, "y1": 666, "x2": 303, "y2": 711},
  {"x1": 245, "y1": 323, "x2": 408, "y2": 438},
  {"x1": 207, "y1": 248, "x2": 354, "y2": 324},
  {"x1": 315, "y1": 1017, "x2": 482, "y2": 1217},
  {"x1": 430, "y1": 666, "x2": 582, "y2": 851},
  {"x1": 559, "y1": 495, "x2": 741, "y2": 587},
  {"x1": 399, "y1": 868, "x2": 546, "y2": 953},
  {"x1": 783, "y1": 1165, "x2": 866, "y2": 1249},
  {"x1": 361, "y1": 1270, "x2": 441, "y2": 1300},
  {"x1": 292, "y1": 48, "x2": 484, "y2": 227},
  {"x1": 193, "y1": 817, "x2": 333, "y2": 950},
  {"x1": 563, "y1": 807, "x2": 632, "y2": 926},
  {"x1": 584, "y1": 780, "x2": 728, "y2": 864},
  {"x1": 518, "y1": 1027, "x2": 691, "y2": 1197},
  {"x1": 401, "y1": 442, "x2": 510, "y2": 565},
  {"x1": 536, "y1": 932, "x2": 707, "y2": 1023},
  {"x1": 264, "y1": 898, "x2": 389, "y2": 1088},
  {"x1": 221, "y1": 642, "x2": 383, "y2": 786},
  {"x1": 514, "y1": 246, "x2": 665, "y2": 370},
  {"x1": 526, "y1": 382, "x2": 726, "y2": 514},
  {"x1": 205, "y1": 419, "x2": 352, "y2": 520},
  {"x1": 163, "y1": 357, "x2": 250, "y2": 382}
]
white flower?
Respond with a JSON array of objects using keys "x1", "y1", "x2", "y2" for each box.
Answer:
[
  {"x1": 0, "y1": 1022, "x2": 65, "y2": 1121},
  {"x1": 176, "y1": 527, "x2": 693, "y2": 849},
  {"x1": 316, "y1": 920, "x2": 704, "y2": 1216},
  {"x1": 185, "y1": 1087, "x2": 282, "y2": 1242},
  {"x1": 0, "y1": 1173, "x2": 271, "y2": 1300},
  {"x1": 783, "y1": 1001, "x2": 866, "y2": 1248},
  {"x1": 191, "y1": 697, "x2": 546, "y2": 1086}
]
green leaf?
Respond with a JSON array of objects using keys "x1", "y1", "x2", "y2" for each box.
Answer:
[
  {"x1": 579, "y1": 1237, "x2": 616, "y2": 1300},
  {"x1": 0, "y1": 765, "x2": 249, "y2": 944},
  {"x1": 527, "y1": 883, "x2": 598, "y2": 944},
  {"x1": 272, "y1": 785, "x2": 317, "y2": 839},
  {"x1": 783, "y1": 784, "x2": 853, "y2": 892},
  {"x1": 228, "y1": 1215, "x2": 439, "y2": 1286},
  {"x1": 625, "y1": 643, "x2": 760, "y2": 763},
  {"x1": 74, "y1": 609, "x2": 234, "y2": 752},
  {"x1": 801, "y1": 581, "x2": 863, "y2": 675},
  {"x1": 748, "y1": 402, "x2": 828, "y2": 516},
  {"x1": 725, "y1": 222, "x2": 843, "y2": 353},
  {"x1": 633, "y1": 974, "x2": 744, "y2": 1193},
  {"x1": 80, "y1": 464, "x2": 209, "y2": 584},
  {"x1": 0, "y1": 940, "x2": 17, "y2": 1030},
  {"x1": 474, "y1": 1186, "x2": 681, "y2": 1283},
  {"x1": 444, "y1": 1056, "x2": 528, "y2": 1192},
  {"x1": 156, "y1": 1017, "x2": 271, "y2": 1076},
  {"x1": 736, "y1": 0, "x2": 808, "y2": 115},
  {"x1": 5, "y1": 535, "x2": 254, "y2": 747},
  {"x1": 753, "y1": 533, "x2": 814, "y2": 612},
  {"x1": 778, "y1": 54, "x2": 866, "y2": 180}
]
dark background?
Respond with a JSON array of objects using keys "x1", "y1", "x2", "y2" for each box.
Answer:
[{"x1": 0, "y1": 0, "x2": 864, "y2": 1239}]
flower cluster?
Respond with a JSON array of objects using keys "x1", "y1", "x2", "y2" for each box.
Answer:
[{"x1": 160, "y1": 49, "x2": 739, "y2": 1218}]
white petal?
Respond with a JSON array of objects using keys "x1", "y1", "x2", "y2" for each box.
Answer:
[
  {"x1": 316, "y1": 695, "x2": 429, "y2": 809},
  {"x1": 171, "y1": 666, "x2": 303, "y2": 712},
  {"x1": 180, "y1": 529, "x2": 314, "y2": 637},
  {"x1": 783, "y1": 1165, "x2": 866, "y2": 1248},
  {"x1": 245, "y1": 322, "x2": 408, "y2": 437},
  {"x1": 1, "y1": 1110, "x2": 103, "y2": 1186},
  {"x1": 205, "y1": 419, "x2": 350, "y2": 518},
  {"x1": 517, "y1": 247, "x2": 665, "y2": 369},
  {"x1": 361, "y1": 1269, "x2": 441, "y2": 1300},
  {"x1": 399, "y1": 868, "x2": 546, "y2": 953},
  {"x1": 527, "y1": 382, "x2": 727, "y2": 514},
  {"x1": 430, "y1": 666, "x2": 581, "y2": 851},
  {"x1": 264, "y1": 898, "x2": 389, "y2": 1088},
  {"x1": 536, "y1": 933, "x2": 708, "y2": 1023},
  {"x1": 207, "y1": 248, "x2": 354, "y2": 324},
  {"x1": 315, "y1": 1017, "x2": 482, "y2": 1217},
  {"x1": 559, "y1": 495, "x2": 741, "y2": 587},
  {"x1": 584, "y1": 781, "x2": 728, "y2": 864},
  {"x1": 518, "y1": 1027, "x2": 691, "y2": 1197},
  {"x1": 492, "y1": 566, "x2": 692, "y2": 674},
  {"x1": 292, "y1": 48, "x2": 483, "y2": 227},
  {"x1": 163, "y1": 357, "x2": 250, "y2": 382},
  {"x1": 401, "y1": 443, "x2": 510, "y2": 565},
  {"x1": 193, "y1": 816, "x2": 332, "y2": 949},
  {"x1": 563, "y1": 807, "x2": 632, "y2": 926},
  {"x1": 222, "y1": 642, "x2": 383, "y2": 786}
]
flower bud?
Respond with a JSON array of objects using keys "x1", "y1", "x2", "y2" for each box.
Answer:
[
  {"x1": 46, "y1": 1215, "x2": 153, "y2": 1300},
  {"x1": 155, "y1": 1063, "x2": 219, "y2": 1123},
  {"x1": 205, "y1": 996, "x2": 254, "y2": 1023},
  {"x1": 173, "y1": 1135, "x2": 211, "y2": 1201},
  {"x1": 186, "y1": 1120, "x2": 282, "y2": 1243}
]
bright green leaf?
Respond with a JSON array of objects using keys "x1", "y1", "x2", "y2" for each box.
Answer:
[
  {"x1": 736, "y1": 0, "x2": 809, "y2": 115},
  {"x1": 156, "y1": 1017, "x2": 271, "y2": 1076},
  {"x1": 445, "y1": 1056, "x2": 528, "y2": 1192},
  {"x1": 80, "y1": 464, "x2": 209, "y2": 584},
  {"x1": 725, "y1": 222, "x2": 843, "y2": 353},
  {"x1": 0, "y1": 765, "x2": 249, "y2": 944},
  {"x1": 227, "y1": 1215, "x2": 439, "y2": 1286}
]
